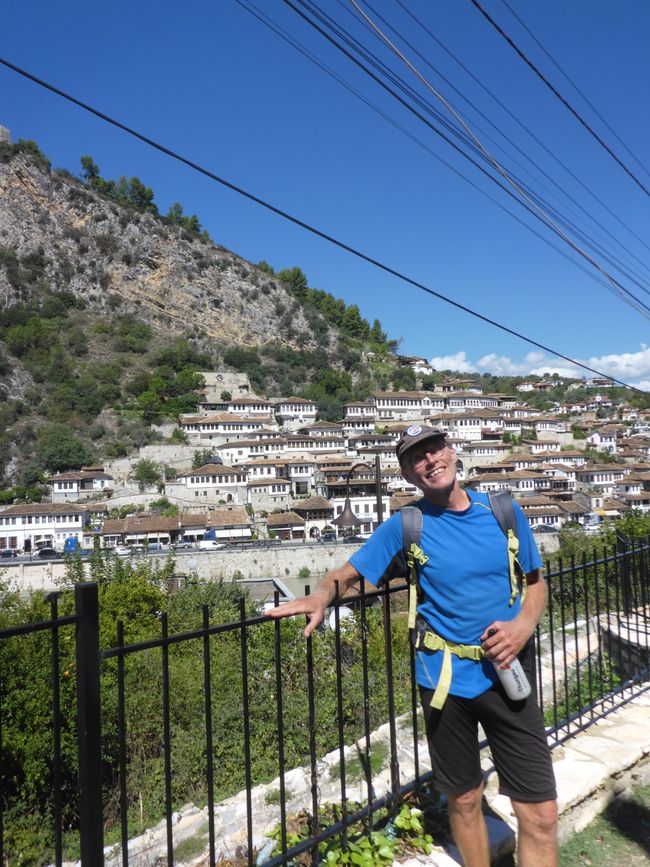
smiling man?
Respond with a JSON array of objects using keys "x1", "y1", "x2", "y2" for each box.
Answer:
[{"x1": 268, "y1": 425, "x2": 558, "y2": 866}]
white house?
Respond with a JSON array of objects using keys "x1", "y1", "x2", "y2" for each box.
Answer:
[
  {"x1": 247, "y1": 477, "x2": 292, "y2": 512},
  {"x1": 575, "y1": 464, "x2": 627, "y2": 496},
  {"x1": 586, "y1": 425, "x2": 619, "y2": 454},
  {"x1": 179, "y1": 412, "x2": 272, "y2": 442},
  {"x1": 169, "y1": 463, "x2": 247, "y2": 505},
  {"x1": 274, "y1": 397, "x2": 318, "y2": 429},
  {"x1": 49, "y1": 468, "x2": 114, "y2": 503},
  {"x1": 0, "y1": 503, "x2": 89, "y2": 552}
]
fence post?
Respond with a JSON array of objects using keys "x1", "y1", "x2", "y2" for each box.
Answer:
[
  {"x1": 75, "y1": 583, "x2": 104, "y2": 864},
  {"x1": 616, "y1": 532, "x2": 631, "y2": 615}
]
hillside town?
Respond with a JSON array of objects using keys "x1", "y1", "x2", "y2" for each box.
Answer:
[{"x1": 1, "y1": 363, "x2": 649, "y2": 556}]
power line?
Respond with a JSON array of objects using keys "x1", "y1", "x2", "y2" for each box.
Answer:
[
  {"x1": 467, "y1": 0, "x2": 650, "y2": 198},
  {"x1": 500, "y1": 0, "x2": 650, "y2": 183},
  {"x1": 293, "y1": 0, "x2": 650, "y2": 317},
  {"x1": 392, "y1": 0, "x2": 650, "y2": 259},
  {"x1": 332, "y1": 0, "x2": 650, "y2": 293},
  {"x1": 234, "y1": 0, "x2": 629, "y2": 298},
  {"x1": 236, "y1": 0, "x2": 630, "y2": 297},
  {"x1": 0, "y1": 55, "x2": 644, "y2": 391},
  {"x1": 358, "y1": 0, "x2": 650, "y2": 285}
]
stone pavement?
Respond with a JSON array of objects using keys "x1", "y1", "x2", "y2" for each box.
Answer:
[{"x1": 87, "y1": 684, "x2": 650, "y2": 866}]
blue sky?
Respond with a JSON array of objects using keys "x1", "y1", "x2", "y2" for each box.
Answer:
[{"x1": 2, "y1": 1, "x2": 650, "y2": 388}]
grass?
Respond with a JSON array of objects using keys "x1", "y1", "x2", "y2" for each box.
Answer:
[
  {"x1": 329, "y1": 740, "x2": 390, "y2": 783},
  {"x1": 173, "y1": 823, "x2": 209, "y2": 862},
  {"x1": 265, "y1": 786, "x2": 294, "y2": 805},
  {"x1": 560, "y1": 782, "x2": 650, "y2": 866}
]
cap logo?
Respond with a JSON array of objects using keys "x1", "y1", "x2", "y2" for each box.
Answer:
[{"x1": 406, "y1": 425, "x2": 422, "y2": 437}]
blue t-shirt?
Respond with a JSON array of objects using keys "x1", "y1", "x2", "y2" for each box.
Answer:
[{"x1": 349, "y1": 489, "x2": 543, "y2": 698}]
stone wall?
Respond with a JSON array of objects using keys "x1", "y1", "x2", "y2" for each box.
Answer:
[{"x1": 4, "y1": 543, "x2": 357, "y2": 594}]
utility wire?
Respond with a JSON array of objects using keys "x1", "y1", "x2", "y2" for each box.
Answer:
[
  {"x1": 0, "y1": 55, "x2": 643, "y2": 391},
  {"x1": 393, "y1": 0, "x2": 650, "y2": 260},
  {"x1": 234, "y1": 0, "x2": 623, "y2": 297},
  {"x1": 355, "y1": 0, "x2": 650, "y2": 285},
  {"x1": 467, "y1": 0, "x2": 650, "y2": 198},
  {"x1": 304, "y1": 0, "x2": 650, "y2": 297},
  {"x1": 500, "y1": 0, "x2": 650, "y2": 182},
  {"x1": 296, "y1": 0, "x2": 650, "y2": 317}
]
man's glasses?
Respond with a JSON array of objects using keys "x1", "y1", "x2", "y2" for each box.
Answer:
[{"x1": 408, "y1": 441, "x2": 449, "y2": 468}]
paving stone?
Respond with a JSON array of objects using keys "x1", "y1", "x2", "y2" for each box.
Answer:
[{"x1": 566, "y1": 730, "x2": 648, "y2": 774}]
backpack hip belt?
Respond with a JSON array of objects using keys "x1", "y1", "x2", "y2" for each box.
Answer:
[{"x1": 414, "y1": 621, "x2": 484, "y2": 710}]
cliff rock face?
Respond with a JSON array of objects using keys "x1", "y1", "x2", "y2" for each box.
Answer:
[{"x1": 0, "y1": 152, "x2": 326, "y2": 351}]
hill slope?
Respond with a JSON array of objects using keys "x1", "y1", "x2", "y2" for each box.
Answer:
[{"x1": 0, "y1": 139, "x2": 400, "y2": 493}]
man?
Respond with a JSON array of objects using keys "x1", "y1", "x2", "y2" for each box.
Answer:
[{"x1": 268, "y1": 425, "x2": 558, "y2": 867}]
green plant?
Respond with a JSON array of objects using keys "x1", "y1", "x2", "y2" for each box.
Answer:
[
  {"x1": 297, "y1": 567, "x2": 311, "y2": 579},
  {"x1": 265, "y1": 787, "x2": 293, "y2": 806},
  {"x1": 329, "y1": 741, "x2": 389, "y2": 783},
  {"x1": 173, "y1": 825, "x2": 209, "y2": 861},
  {"x1": 267, "y1": 798, "x2": 435, "y2": 865}
]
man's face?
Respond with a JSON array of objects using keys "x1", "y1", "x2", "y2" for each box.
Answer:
[{"x1": 400, "y1": 438, "x2": 458, "y2": 500}]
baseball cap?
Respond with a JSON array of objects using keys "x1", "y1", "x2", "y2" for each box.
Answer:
[{"x1": 395, "y1": 424, "x2": 447, "y2": 464}]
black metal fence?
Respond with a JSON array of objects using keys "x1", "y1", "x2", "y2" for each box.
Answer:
[{"x1": 1, "y1": 538, "x2": 649, "y2": 866}]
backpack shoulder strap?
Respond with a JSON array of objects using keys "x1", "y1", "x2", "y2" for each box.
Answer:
[
  {"x1": 487, "y1": 490, "x2": 525, "y2": 606},
  {"x1": 488, "y1": 490, "x2": 518, "y2": 538},
  {"x1": 401, "y1": 505, "x2": 428, "y2": 629},
  {"x1": 401, "y1": 505, "x2": 422, "y2": 554}
]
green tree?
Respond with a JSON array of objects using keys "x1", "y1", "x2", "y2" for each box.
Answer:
[
  {"x1": 341, "y1": 304, "x2": 369, "y2": 339},
  {"x1": 192, "y1": 449, "x2": 214, "y2": 469},
  {"x1": 130, "y1": 458, "x2": 162, "y2": 492},
  {"x1": 277, "y1": 266, "x2": 309, "y2": 300},
  {"x1": 80, "y1": 155, "x2": 100, "y2": 184},
  {"x1": 38, "y1": 424, "x2": 95, "y2": 473},
  {"x1": 392, "y1": 367, "x2": 416, "y2": 391}
]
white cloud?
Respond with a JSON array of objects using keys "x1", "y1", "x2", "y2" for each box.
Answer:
[
  {"x1": 475, "y1": 353, "x2": 530, "y2": 376},
  {"x1": 428, "y1": 345, "x2": 650, "y2": 390},
  {"x1": 583, "y1": 346, "x2": 650, "y2": 380},
  {"x1": 429, "y1": 351, "x2": 477, "y2": 373}
]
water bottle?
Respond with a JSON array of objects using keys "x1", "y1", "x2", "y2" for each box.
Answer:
[
  {"x1": 494, "y1": 657, "x2": 531, "y2": 700},
  {"x1": 487, "y1": 629, "x2": 531, "y2": 700}
]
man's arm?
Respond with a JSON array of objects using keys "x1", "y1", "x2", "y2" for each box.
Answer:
[
  {"x1": 480, "y1": 569, "x2": 546, "y2": 668},
  {"x1": 265, "y1": 561, "x2": 362, "y2": 637}
]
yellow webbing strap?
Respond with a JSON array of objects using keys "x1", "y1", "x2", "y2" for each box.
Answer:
[
  {"x1": 415, "y1": 629, "x2": 484, "y2": 710},
  {"x1": 406, "y1": 542, "x2": 429, "y2": 630},
  {"x1": 506, "y1": 529, "x2": 527, "y2": 606}
]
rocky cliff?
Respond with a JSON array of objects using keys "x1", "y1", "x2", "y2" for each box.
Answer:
[{"x1": 0, "y1": 148, "x2": 328, "y2": 352}]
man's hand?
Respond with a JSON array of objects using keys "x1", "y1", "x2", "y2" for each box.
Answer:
[
  {"x1": 266, "y1": 593, "x2": 329, "y2": 638},
  {"x1": 481, "y1": 571, "x2": 547, "y2": 668},
  {"x1": 265, "y1": 562, "x2": 362, "y2": 638},
  {"x1": 480, "y1": 620, "x2": 531, "y2": 668}
]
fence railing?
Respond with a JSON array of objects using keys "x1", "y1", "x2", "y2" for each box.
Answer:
[{"x1": 1, "y1": 538, "x2": 649, "y2": 866}]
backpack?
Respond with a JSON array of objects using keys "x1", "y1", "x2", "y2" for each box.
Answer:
[{"x1": 400, "y1": 490, "x2": 525, "y2": 631}]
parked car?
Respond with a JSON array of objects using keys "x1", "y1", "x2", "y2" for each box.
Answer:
[
  {"x1": 113, "y1": 545, "x2": 132, "y2": 555},
  {"x1": 198, "y1": 539, "x2": 225, "y2": 550},
  {"x1": 37, "y1": 547, "x2": 59, "y2": 559},
  {"x1": 170, "y1": 540, "x2": 194, "y2": 550},
  {"x1": 320, "y1": 531, "x2": 337, "y2": 543},
  {"x1": 0, "y1": 548, "x2": 17, "y2": 558},
  {"x1": 344, "y1": 534, "x2": 366, "y2": 544}
]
